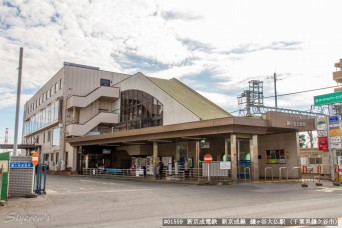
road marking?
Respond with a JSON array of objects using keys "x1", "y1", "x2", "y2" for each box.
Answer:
[
  {"x1": 47, "y1": 188, "x2": 161, "y2": 195},
  {"x1": 316, "y1": 187, "x2": 342, "y2": 193}
]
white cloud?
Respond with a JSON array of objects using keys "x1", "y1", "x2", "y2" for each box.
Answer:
[{"x1": 0, "y1": 0, "x2": 342, "y2": 116}]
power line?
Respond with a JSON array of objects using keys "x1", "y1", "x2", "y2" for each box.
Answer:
[{"x1": 263, "y1": 85, "x2": 339, "y2": 99}]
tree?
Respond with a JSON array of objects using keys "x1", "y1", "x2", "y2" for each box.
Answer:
[{"x1": 299, "y1": 134, "x2": 306, "y2": 148}]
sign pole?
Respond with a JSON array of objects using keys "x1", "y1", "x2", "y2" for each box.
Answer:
[
  {"x1": 208, "y1": 163, "x2": 210, "y2": 181},
  {"x1": 327, "y1": 114, "x2": 338, "y2": 181}
]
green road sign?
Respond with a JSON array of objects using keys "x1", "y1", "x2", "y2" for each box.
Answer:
[{"x1": 314, "y1": 91, "x2": 342, "y2": 106}]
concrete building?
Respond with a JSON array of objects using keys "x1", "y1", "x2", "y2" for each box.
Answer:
[{"x1": 23, "y1": 62, "x2": 316, "y2": 180}]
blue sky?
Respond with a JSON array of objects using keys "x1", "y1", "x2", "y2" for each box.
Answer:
[{"x1": 1, "y1": 0, "x2": 342, "y2": 144}]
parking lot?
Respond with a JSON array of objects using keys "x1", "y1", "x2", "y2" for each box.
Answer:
[{"x1": 0, "y1": 175, "x2": 341, "y2": 227}]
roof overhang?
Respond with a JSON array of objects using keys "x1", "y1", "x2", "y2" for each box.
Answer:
[{"x1": 66, "y1": 112, "x2": 316, "y2": 147}]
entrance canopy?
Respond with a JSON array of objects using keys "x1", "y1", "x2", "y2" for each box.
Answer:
[{"x1": 67, "y1": 112, "x2": 316, "y2": 147}]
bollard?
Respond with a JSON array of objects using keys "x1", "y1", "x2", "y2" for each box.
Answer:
[
  {"x1": 302, "y1": 165, "x2": 308, "y2": 187},
  {"x1": 316, "y1": 165, "x2": 322, "y2": 186},
  {"x1": 333, "y1": 165, "x2": 341, "y2": 186}
]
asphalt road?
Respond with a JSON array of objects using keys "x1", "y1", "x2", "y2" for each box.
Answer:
[{"x1": 0, "y1": 175, "x2": 341, "y2": 228}]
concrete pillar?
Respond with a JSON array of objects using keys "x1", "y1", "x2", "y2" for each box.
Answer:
[
  {"x1": 153, "y1": 142, "x2": 158, "y2": 176},
  {"x1": 230, "y1": 134, "x2": 237, "y2": 181},
  {"x1": 224, "y1": 138, "x2": 228, "y2": 161},
  {"x1": 195, "y1": 141, "x2": 200, "y2": 168},
  {"x1": 250, "y1": 135, "x2": 259, "y2": 181}
]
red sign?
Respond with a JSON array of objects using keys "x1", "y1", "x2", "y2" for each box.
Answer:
[
  {"x1": 318, "y1": 137, "x2": 328, "y2": 151},
  {"x1": 204, "y1": 154, "x2": 213, "y2": 164}
]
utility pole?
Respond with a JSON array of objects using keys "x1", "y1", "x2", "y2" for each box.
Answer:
[
  {"x1": 4, "y1": 128, "x2": 8, "y2": 144},
  {"x1": 13, "y1": 47, "x2": 23, "y2": 156},
  {"x1": 273, "y1": 72, "x2": 277, "y2": 110}
]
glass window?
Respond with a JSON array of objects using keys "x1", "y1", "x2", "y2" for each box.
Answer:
[
  {"x1": 309, "y1": 157, "x2": 322, "y2": 164},
  {"x1": 52, "y1": 128, "x2": 60, "y2": 146},
  {"x1": 100, "y1": 79, "x2": 110, "y2": 86},
  {"x1": 47, "y1": 130, "x2": 51, "y2": 142},
  {"x1": 119, "y1": 90, "x2": 163, "y2": 130},
  {"x1": 59, "y1": 78, "x2": 62, "y2": 89},
  {"x1": 55, "y1": 82, "x2": 59, "y2": 93},
  {"x1": 24, "y1": 99, "x2": 61, "y2": 136}
]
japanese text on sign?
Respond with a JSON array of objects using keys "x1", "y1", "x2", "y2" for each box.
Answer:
[{"x1": 162, "y1": 218, "x2": 338, "y2": 226}]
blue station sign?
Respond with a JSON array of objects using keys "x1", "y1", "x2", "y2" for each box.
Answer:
[{"x1": 9, "y1": 161, "x2": 34, "y2": 168}]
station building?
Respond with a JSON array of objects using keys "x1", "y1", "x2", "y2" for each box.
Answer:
[{"x1": 22, "y1": 62, "x2": 316, "y2": 180}]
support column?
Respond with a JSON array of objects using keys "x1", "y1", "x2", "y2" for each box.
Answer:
[
  {"x1": 153, "y1": 142, "x2": 158, "y2": 177},
  {"x1": 230, "y1": 134, "x2": 237, "y2": 181},
  {"x1": 250, "y1": 135, "x2": 259, "y2": 181},
  {"x1": 224, "y1": 138, "x2": 228, "y2": 161},
  {"x1": 195, "y1": 141, "x2": 200, "y2": 168}
]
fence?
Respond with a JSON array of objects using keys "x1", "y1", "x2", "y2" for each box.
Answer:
[{"x1": 82, "y1": 162, "x2": 232, "y2": 182}]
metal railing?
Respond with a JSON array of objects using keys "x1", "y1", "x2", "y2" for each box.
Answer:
[
  {"x1": 244, "y1": 167, "x2": 251, "y2": 182},
  {"x1": 292, "y1": 167, "x2": 301, "y2": 182},
  {"x1": 264, "y1": 167, "x2": 273, "y2": 181},
  {"x1": 279, "y1": 167, "x2": 288, "y2": 182},
  {"x1": 82, "y1": 165, "x2": 232, "y2": 182}
]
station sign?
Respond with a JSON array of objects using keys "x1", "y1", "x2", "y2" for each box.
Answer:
[
  {"x1": 9, "y1": 161, "x2": 34, "y2": 168},
  {"x1": 314, "y1": 91, "x2": 342, "y2": 106}
]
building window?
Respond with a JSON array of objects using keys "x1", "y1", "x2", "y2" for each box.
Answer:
[
  {"x1": 52, "y1": 128, "x2": 60, "y2": 146},
  {"x1": 100, "y1": 79, "x2": 110, "y2": 86},
  {"x1": 118, "y1": 90, "x2": 163, "y2": 130},
  {"x1": 55, "y1": 82, "x2": 59, "y2": 93},
  {"x1": 24, "y1": 99, "x2": 61, "y2": 136},
  {"x1": 59, "y1": 78, "x2": 62, "y2": 89},
  {"x1": 309, "y1": 157, "x2": 322, "y2": 164},
  {"x1": 47, "y1": 130, "x2": 51, "y2": 142}
]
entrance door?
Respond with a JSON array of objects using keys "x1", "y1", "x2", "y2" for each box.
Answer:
[
  {"x1": 176, "y1": 142, "x2": 188, "y2": 167},
  {"x1": 237, "y1": 139, "x2": 251, "y2": 179}
]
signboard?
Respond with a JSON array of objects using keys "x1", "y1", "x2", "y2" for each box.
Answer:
[
  {"x1": 329, "y1": 115, "x2": 339, "y2": 123},
  {"x1": 200, "y1": 142, "x2": 210, "y2": 149},
  {"x1": 330, "y1": 129, "x2": 341, "y2": 137},
  {"x1": 331, "y1": 143, "x2": 342, "y2": 149},
  {"x1": 317, "y1": 131, "x2": 328, "y2": 137},
  {"x1": 318, "y1": 144, "x2": 329, "y2": 151},
  {"x1": 102, "y1": 149, "x2": 111, "y2": 154},
  {"x1": 220, "y1": 161, "x2": 231, "y2": 170},
  {"x1": 330, "y1": 136, "x2": 341, "y2": 143},
  {"x1": 314, "y1": 91, "x2": 342, "y2": 106},
  {"x1": 316, "y1": 117, "x2": 327, "y2": 131},
  {"x1": 204, "y1": 154, "x2": 213, "y2": 164},
  {"x1": 338, "y1": 156, "x2": 342, "y2": 182},
  {"x1": 318, "y1": 137, "x2": 328, "y2": 151},
  {"x1": 9, "y1": 161, "x2": 34, "y2": 168}
]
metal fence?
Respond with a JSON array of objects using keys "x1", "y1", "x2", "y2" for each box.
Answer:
[{"x1": 82, "y1": 162, "x2": 232, "y2": 182}]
